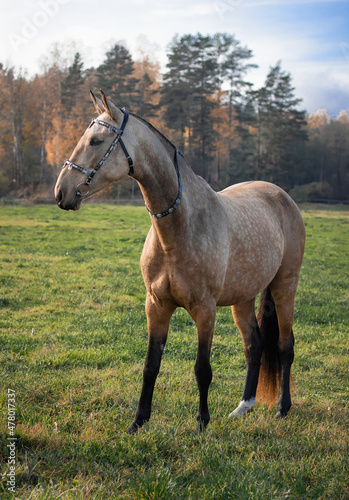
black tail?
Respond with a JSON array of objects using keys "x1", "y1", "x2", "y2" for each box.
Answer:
[{"x1": 256, "y1": 287, "x2": 282, "y2": 407}]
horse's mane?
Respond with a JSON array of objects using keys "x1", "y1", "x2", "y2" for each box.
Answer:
[{"x1": 130, "y1": 112, "x2": 186, "y2": 162}]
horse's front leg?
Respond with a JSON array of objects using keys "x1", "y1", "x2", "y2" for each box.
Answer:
[
  {"x1": 191, "y1": 303, "x2": 216, "y2": 432},
  {"x1": 126, "y1": 294, "x2": 176, "y2": 434}
]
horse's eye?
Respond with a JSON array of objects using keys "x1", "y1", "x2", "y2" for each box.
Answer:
[{"x1": 90, "y1": 137, "x2": 104, "y2": 146}]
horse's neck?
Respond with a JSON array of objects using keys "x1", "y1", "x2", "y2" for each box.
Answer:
[
  {"x1": 136, "y1": 148, "x2": 180, "y2": 218},
  {"x1": 132, "y1": 126, "x2": 209, "y2": 250}
]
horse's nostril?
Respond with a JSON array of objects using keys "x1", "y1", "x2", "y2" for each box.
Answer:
[{"x1": 56, "y1": 189, "x2": 63, "y2": 204}]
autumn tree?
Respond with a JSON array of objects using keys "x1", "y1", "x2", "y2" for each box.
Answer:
[
  {"x1": 0, "y1": 66, "x2": 31, "y2": 193},
  {"x1": 0, "y1": 36, "x2": 347, "y2": 202}
]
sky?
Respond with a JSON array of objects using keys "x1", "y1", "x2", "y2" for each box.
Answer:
[{"x1": 0, "y1": 0, "x2": 348, "y2": 116}]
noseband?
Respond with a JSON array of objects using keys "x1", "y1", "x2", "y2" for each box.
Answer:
[
  {"x1": 62, "y1": 107, "x2": 183, "y2": 219},
  {"x1": 62, "y1": 107, "x2": 134, "y2": 197}
]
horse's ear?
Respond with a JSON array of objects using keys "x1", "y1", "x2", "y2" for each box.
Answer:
[
  {"x1": 90, "y1": 90, "x2": 104, "y2": 115},
  {"x1": 99, "y1": 89, "x2": 123, "y2": 122}
]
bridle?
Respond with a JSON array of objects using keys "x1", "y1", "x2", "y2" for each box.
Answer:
[
  {"x1": 62, "y1": 107, "x2": 183, "y2": 219},
  {"x1": 62, "y1": 107, "x2": 134, "y2": 197}
]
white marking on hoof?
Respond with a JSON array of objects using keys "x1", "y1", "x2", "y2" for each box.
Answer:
[{"x1": 229, "y1": 398, "x2": 255, "y2": 419}]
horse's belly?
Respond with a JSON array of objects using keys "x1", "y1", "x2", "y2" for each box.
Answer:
[
  {"x1": 217, "y1": 261, "x2": 280, "y2": 306},
  {"x1": 217, "y1": 231, "x2": 284, "y2": 305}
]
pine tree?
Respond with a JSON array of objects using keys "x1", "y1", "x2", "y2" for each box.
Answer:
[
  {"x1": 160, "y1": 33, "x2": 221, "y2": 177},
  {"x1": 252, "y1": 62, "x2": 307, "y2": 186},
  {"x1": 216, "y1": 33, "x2": 257, "y2": 120},
  {"x1": 61, "y1": 52, "x2": 84, "y2": 113},
  {"x1": 214, "y1": 33, "x2": 258, "y2": 184},
  {"x1": 96, "y1": 44, "x2": 139, "y2": 108},
  {"x1": 161, "y1": 33, "x2": 258, "y2": 182},
  {"x1": 190, "y1": 34, "x2": 221, "y2": 177},
  {"x1": 136, "y1": 72, "x2": 158, "y2": 118},
  {"x1": 160, "y1": 34, "x2": 198, "y2": 152}
]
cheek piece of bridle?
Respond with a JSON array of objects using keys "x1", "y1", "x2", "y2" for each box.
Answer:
[
  {"x1": 62, "y1": 107, "x2": 183, "y2": 219},
  {"x1": 62, "y1": 107, "x2": 134, "y2": 197}
]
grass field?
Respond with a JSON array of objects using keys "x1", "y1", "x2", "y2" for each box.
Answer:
[{"x1": 0, "y1": 202, "x2": 348, "y2": 499}]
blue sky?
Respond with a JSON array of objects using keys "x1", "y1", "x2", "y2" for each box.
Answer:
[{"x1": 1, "y1": 0, "x2": 348, "y2": 116}]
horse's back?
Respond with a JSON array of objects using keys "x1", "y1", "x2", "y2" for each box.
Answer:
[
  {"x1": 219, "y1": 180, "x2": 305, "y2": 255},
  {"x1": 219, "y1": 180, "x2": 295, "y2": 208},
  {"x1": 219, "y1": 181, "x2": 304, "y2": 238},
  {"x1": 215, "y1": 181, "x2": 305, "y2": 304}
]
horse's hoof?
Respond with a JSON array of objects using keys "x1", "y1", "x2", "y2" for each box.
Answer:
[
  {"x1": 126, "y1": 421, "x2": 141, "y2": 434},
  {"x1": 275, "y1": 411, "x2": 288, "y2": 420},
  {"x1": 194, "y1": 425, "x2": 205, "y2": 435},
  {"x1": 229, "y1": 398, "x2": 255, "y2": 419},
  {"x1": 195, "y1": 419, "x2": 209, "y2": 434}
]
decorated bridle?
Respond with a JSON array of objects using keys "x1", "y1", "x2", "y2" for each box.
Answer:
[
  {"x1": 62, "y1": 107, "x2": 183, "y2": 219},
  {"x1": 62, "y1": 107, "x2": 134, "y2": 197}
]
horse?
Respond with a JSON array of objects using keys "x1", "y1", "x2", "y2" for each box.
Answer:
[{"x1": 54, "y1": 90, "x2": 306, "y2": 433}]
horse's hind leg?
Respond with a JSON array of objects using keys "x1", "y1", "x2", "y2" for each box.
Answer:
[
  {"x1": 269, "y1": 287, "x2": 296, "y2": 419},
  {"x1": 229, "y1": 299, "x2": 264, "y2": 418},
  {"x1": 277, "y1": 327, "x2": 294, "y2": 419}
]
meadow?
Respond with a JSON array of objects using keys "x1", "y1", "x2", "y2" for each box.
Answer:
[{"x1": 0, "y1": 202, "x2": 348, "y2": 499}]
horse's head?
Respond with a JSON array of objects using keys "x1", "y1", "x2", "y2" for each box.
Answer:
[{"x1": 54, "y1": 91, "x2": 134, "y2": 211}]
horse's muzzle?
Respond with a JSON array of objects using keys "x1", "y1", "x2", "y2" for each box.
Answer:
[
  {"x1": 54, "y1": 184, "x2": 81, "y2": 211},
  {"x1": 56, "y1": 189, "x2": 63, "y2": 205}
]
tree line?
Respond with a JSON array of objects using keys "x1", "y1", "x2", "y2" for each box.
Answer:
[{"x1": 0, "y1": 33, "x2": 348, "y2": 202}]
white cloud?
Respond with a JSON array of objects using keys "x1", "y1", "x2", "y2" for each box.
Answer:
[
  {"x1": 0, "y1": 0, "x2": 348, "y2": 115},
  {"x1": 291, "y1": 59, "x2": 349, "y2": 114},
  {"x1": 153, "y1": 3, "x2": 217, "y2": 18}
]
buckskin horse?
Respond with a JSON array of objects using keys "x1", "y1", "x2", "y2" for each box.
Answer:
[{"x1": 54, "y1": 91, "x2": 305, "y2": 433}]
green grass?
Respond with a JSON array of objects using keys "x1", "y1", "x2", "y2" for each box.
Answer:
[{"x1": 0, "y1": 203, "x2": 348, "y2": 499}]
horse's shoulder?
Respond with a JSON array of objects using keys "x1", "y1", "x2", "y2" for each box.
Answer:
[{"x1": 141, "y1": 226, "x2": 158, "y2": 260}]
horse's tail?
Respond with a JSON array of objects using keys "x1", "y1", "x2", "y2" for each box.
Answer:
[{"x1": 256, "y1": 287, "x2": 282, "y2": 407}]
